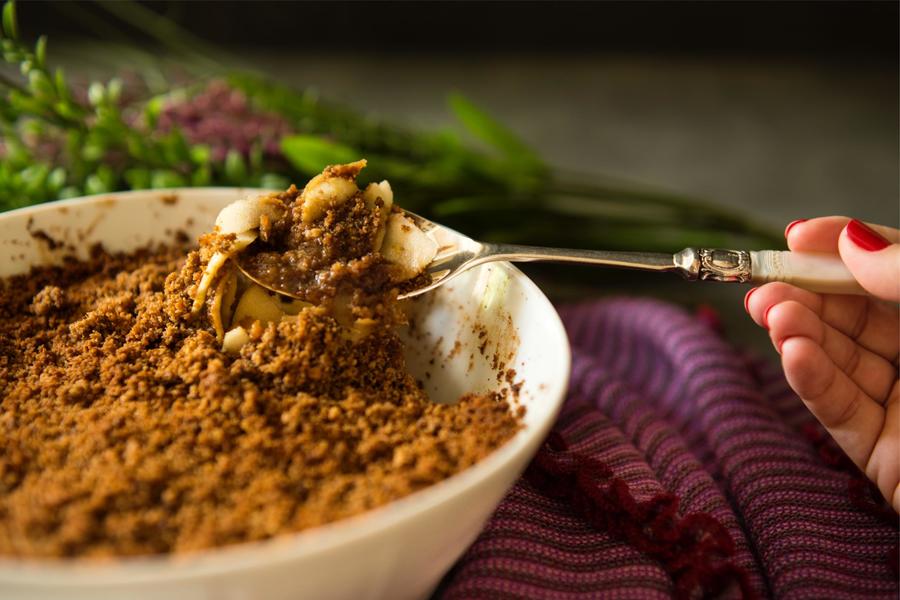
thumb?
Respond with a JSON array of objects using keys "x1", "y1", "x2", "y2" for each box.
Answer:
[{"x1": 838, "y1": 219, "x2": 900, "y2": 302}]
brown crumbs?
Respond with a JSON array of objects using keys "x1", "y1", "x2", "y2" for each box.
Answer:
[
  {"x1": 0, "y1": 167, "x2": 523, "y2": 559},
  {"x1": 0, "y1": 245, "x2": 521, "y2": 558}
]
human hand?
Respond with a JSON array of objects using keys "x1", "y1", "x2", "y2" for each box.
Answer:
[{"x1": 745, "y1": 217, "x2": 899, "y2": 511}]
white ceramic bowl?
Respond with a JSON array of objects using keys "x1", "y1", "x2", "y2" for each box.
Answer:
[{"x1": 0, "y1": 189, "x2": 570, "y2": 600}]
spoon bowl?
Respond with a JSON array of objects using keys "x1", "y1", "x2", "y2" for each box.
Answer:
[
  {"x1": 232, "y1": 209, "x2": 486, "y2": 301},
  {"x1": 392, "y1": 211, "x2": 486, "y2": 299}
]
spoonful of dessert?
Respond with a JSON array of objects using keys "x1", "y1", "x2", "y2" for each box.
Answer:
[
  {"x1": 190, "y1": 159, "x2": 441, "y2": 350},
  {"x1": 230, "y1": 165, "x2": 864, "y2": 302},
  {"x1": 195, "y1": 159, "x2": 865, "y2": 341}
]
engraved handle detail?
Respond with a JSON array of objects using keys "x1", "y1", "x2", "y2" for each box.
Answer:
[
  {"x1": 697, "y1": 248, "x2": 752, "y2": 283},
  {"x1": 674, "y1": 248, "x2": 866, "y2": 295}
]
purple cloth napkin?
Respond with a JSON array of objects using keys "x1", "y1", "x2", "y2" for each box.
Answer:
[{"x1": 437, "y1": 299, "x2": 899, "y2": 599}]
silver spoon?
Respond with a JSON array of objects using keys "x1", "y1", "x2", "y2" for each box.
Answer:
[{"x1": 236, "y1": 209, "x2": 866, "y2": 300}]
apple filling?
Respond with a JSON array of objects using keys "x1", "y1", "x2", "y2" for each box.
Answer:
[{"x1": 190, "y1": 160, "x2": 438, "y2": 351}]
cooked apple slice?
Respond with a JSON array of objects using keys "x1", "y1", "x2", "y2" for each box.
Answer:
[
  {"x1": 300, "y1": 159, "x2": 366, "y2": 224},
  {"x1": 192, "y1": 194, "x2": 287, "y2": 314},
  {"x1": 380, "y1": 212, "x2": 438, "y2": 280},
  {"x1": 362, "y1": 180, "x2": 394, "y2": 250}
]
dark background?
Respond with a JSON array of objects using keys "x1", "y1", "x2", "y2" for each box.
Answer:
[{"x1": 21, "y1": 1, "x2": 899, "y2": 60}]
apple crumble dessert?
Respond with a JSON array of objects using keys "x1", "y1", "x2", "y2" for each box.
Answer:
[{"x1": 0, "y1": 161, "x2": 521, "y2": 558}]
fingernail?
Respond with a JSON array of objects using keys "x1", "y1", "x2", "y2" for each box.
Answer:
[
  {"x1": 775, "y1": 336, "x2": 792, "y2": 355},
  {"x1": 775, "y1": 335, "x2": 796, "y2": 355},
  {"x1": 846, "y1": 219, "x2": 890, "y2": 251},
  {"x1": 763, "y1": 305, "x2": 774, "y2": 330},
  {"x1": 784, "y1": 219, "x2": 806, "y2": 238},
  {"x1": 743, "y1": 287, "x2": 757, "y2": 314}
]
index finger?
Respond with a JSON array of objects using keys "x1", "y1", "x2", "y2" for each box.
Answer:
[{"x1": 746, "y1": 282, "x2": 899, "y2": 362}]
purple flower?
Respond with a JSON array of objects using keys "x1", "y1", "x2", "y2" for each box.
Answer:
[{"x1": 156, "y1": 80, "x2": 293, "y2": 163}]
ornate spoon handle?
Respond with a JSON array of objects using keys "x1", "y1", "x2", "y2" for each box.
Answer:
[{"x1": 481, "y1": 245, "x2": 866, "y2": 295}]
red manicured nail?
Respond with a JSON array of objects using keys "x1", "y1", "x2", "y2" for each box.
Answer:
[
  {"x1": 846, "y1": 219, "x2": 891, "y2": 251},
  {"x1": 784, "y1": 219, "x2": 806, "y2": 238},
  {"x1": 776, "y1": 336, "x2": 794, "y2": 355},
  {"x1": 743, "y1": 287, "x2": 758, "y2": 314},
  {"x1": 763, "y1": 305, "x2": 774, "y2": 330}
]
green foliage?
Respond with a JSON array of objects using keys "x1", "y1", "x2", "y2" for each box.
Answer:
[
  {"x1": 281, "y1": 135, "x2": 360, "y2": 175},
  {"x1": 448, "y1": 92, "x2": 542, "y2": 173},
  {"x1": 2, "y1": 1, "x2": 17, "y2": 40}
]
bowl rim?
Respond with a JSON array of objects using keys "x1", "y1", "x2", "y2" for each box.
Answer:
[{"x1": 0, "y1": 188, "x2": 571, "y2": 584}]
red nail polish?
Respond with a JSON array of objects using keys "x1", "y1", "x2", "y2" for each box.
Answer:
[
  {"x1": 776, "y1": 336, "x2": 794, "y2": 355},
  {"x1": 763, "y1": 305, "x2": 774, "y2": 330},
  {"x1": 743, "y1": 287, "x2": 757, "y2": 314},
  {"x1": 784, "y1": 219, "x2": 806, "y2": 238},
  {"x1": 846, "y1": 219, "x2": 890, "y2": 251}
]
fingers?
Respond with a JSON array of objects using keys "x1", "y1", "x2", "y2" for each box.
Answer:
[
  {"x1": 765, "y1": 301, "x2": 897, "y2": 402},
  {"x1": 780, "y1": 336, "x2": 885, "y2": 472},
  {"x1": 838, "y1": 220, "x2": 900, "y2": 302},
  {"x1": 757, "y1": 216, "x2": 900, "y2": 511},
  {"x1": 785, "y1": 217, "x2": 850, "y2": 253},
  {"x1": 745, "y1": 282, "x2": 899, "y2": 362},
  {"x1": 786, "y1": 216, "x2": 899, "y2": 253}
]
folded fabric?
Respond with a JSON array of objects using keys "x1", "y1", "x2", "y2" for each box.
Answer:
[{"x1": 437, "y1": 299, "x2": 899, "y2": 599}]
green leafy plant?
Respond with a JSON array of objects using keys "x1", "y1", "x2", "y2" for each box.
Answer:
[{"x1": 0, "y1": 0, "x2": 782, "y2": 252}]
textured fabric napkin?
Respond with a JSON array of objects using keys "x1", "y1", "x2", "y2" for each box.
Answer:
[{"x1": 437, "y1": 298, "x2": 899, "y2": 599}]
